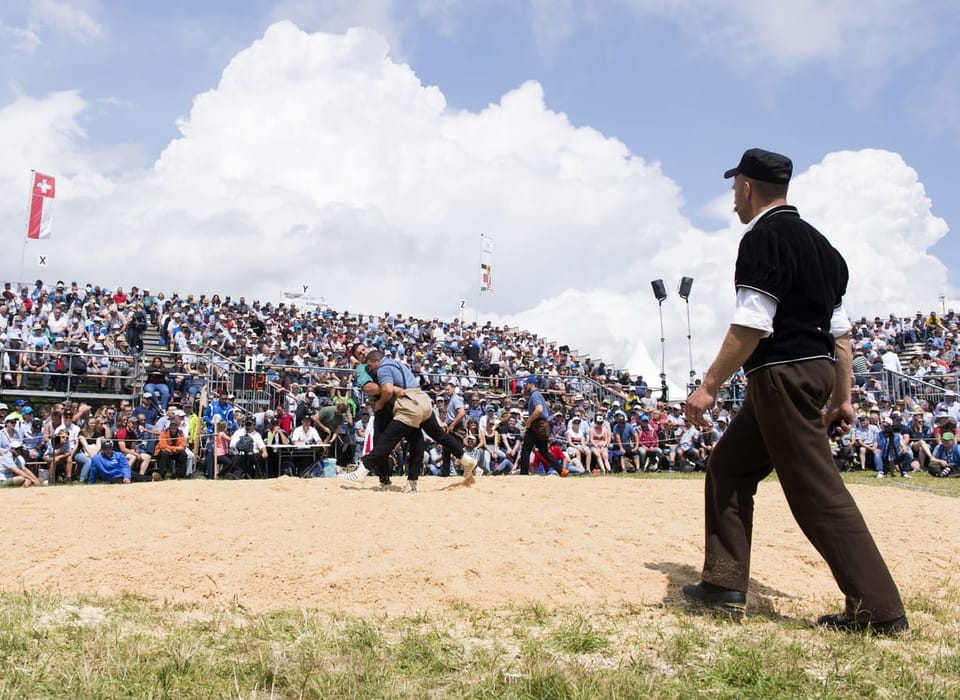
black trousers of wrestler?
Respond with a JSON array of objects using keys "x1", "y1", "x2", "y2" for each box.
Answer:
[{"x1": 363, "y1": 414, "x2": 462, "y2": 483}]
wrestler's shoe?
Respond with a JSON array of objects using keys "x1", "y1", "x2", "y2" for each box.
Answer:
[
  {"x1": 816, "y1": 612, "x2": 909, "y2": 636},
  {"x1": 460, "y1": 454, "x2": 477, "y2": 485},
  {"x1": 681, "y1": 581, "x2": 746, "y2": 618},
  {"x1": 339, "y1": 464, "x2": 368, "y2": 483},
  {"x1": 404, "y1": 480, "x2": 419, "y2": 493}
]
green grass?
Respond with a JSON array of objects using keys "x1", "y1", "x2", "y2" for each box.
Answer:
[
  {"x1": 620, "y1": 465, "x2": 960, "y2": 498},
  {"x1": 2, "y1": 471, "x2": 956, "y2": 698},
  {"x1": 2, "y1": 591, "x2": 959, "y2": 699}
]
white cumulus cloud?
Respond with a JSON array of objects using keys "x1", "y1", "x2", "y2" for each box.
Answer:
[
  {"x1": 29, "y1": 0, "x2": 103, "y2": 44},
  {"x1": 0, "y1": 22, "x2": 950, "y2": 387}
]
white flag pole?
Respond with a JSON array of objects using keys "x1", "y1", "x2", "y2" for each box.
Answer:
[
  {"x1": 476, "y1": 234, "x2": 483, "y2": 325},
  {"x1": 18, "y1": 170, "x2": 35, "y2": 288}
]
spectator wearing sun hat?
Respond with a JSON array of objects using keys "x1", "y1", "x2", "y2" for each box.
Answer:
[
  {"x1": 935, "y1": 391, "x2": 960, "y2": 421},
  {"x1": 0, "y1": 440, "x2": 43, "y2": 487},
  {"x1": 0, "y1": 413, "x2": 22, "y2": 454}
]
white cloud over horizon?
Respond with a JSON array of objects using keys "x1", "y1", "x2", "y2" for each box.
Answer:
[{"x1": 0, "y1": 22, "x2": 951, "y2": 386}]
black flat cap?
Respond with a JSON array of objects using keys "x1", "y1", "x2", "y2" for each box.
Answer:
[{"x1": 724, "y1": 148, "x2": 792, "y2": 184}]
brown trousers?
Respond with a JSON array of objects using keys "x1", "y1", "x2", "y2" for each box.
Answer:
[{"x1": 703, "y1": 359, "x2": 904, "y2": 621}]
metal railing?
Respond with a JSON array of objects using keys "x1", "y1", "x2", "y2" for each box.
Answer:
[{"x1": 0, "y1": 346, "x2": 141, "y2": 401}]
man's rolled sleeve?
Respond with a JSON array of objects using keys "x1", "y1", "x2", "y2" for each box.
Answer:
[
  {"x1": 830, "y1": 303, "x2": 852, "y2": 338},
  {"x1": 732, "y1": 287, "x2": 777, "y2": 337}
]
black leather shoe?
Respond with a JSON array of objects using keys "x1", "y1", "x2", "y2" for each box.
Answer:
[
  {"x1": 816, "y1": 612, "x2": 909, "y2": 636},
  {"x1": 681, "y1": 581, "x2": 746, "y2": 618}
]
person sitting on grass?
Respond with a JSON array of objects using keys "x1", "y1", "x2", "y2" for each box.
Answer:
[
  {"x1": 0, "y1": 440, "x2": 43, "y2": 487},
  {"x1": 86, "y1": 440, "x2": 132, "y2": 484},
  {"x1": 928, "y1": 431, "x2": 960, "y2": 477}
]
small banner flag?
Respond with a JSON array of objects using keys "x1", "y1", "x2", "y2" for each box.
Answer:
[
  {"x1": 27, "y1": 172, "x2": 56, "y2": 240},
  {"x1": 480, "y1": 235, "x2": 494, "y2": 293}
]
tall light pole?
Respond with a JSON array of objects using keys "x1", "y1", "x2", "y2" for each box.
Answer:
[
  {"x1": 651, "y1": 279, "x2": 668, "y2": 402},
  {"x1": 678, "y1": 276, "x2": 695, "y2": 396}
]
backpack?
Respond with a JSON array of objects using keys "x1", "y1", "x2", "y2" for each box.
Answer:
[
  {"x1": 70, "y1": 355, "x2": 87, "y2": 375},
  {"x1": 236, "y1": 434, "x2": 255, "y2": 454}
]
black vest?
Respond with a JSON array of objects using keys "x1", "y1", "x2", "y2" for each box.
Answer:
[{"x1": 735, "y1": 206, "x2": 848, "y2": 374}]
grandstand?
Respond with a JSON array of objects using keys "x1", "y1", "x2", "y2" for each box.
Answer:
[{"x1": 1, "y1": 279, "x2": 959, "y2": 481}]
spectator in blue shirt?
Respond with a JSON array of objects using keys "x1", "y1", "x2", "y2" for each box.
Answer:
[
  {"x1": 929, "y1": 432, "x2": 960, "y2": 477},
  {"x1": 86, "y1": 440, "x2": 132, "y2": 484}
]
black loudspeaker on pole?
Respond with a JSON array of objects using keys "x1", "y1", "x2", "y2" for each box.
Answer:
[
  {"x1": 679, "y1": 277, "x2": 696, "y2": 394},
  {"x1": 650, "y1": 279, "x2": 668, "y2": 402},
  {"x1": 651, "y1": 279, "x2": 667, "y2": 302}
]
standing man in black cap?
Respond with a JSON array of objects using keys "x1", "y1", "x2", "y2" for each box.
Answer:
[{"x1": 681, "y1": 148, "x2": 907, "y2": 635}]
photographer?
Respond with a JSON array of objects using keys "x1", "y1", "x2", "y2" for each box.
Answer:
[
  {"x1": 929, "y1": 431, "x2": 960, "y2": 477},
  {"x1": 875, "y1": 415, "x2": 912, "y2": 478},
  {"x1": 20, "y1": 414, "x2": 47, "y2": 463},
  {"x1": 44, "y1": 425, "x2": 73, "y2": 483}
]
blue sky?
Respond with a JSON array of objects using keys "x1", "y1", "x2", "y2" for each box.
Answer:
[
  {"x1": 3, "y1": 1, "x2": 956, "y2": 255},
  {"x1": 1, "y1": 0, "x2": 958, "y2": 376}
]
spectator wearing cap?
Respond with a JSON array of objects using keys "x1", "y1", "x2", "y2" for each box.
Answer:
[
  {"x1": 133, "y1": 392, "x2": 159, "y2": 427},
  {"x1": 875, "y1": 414, "x2": 912, "y2": 479},
  {"x1": 671, "y1": 417, "x2": 703, "y2": 472},
  {"x1": 23, "y1": 336, "x2": 51, "y2": 389},
  {"x1": 228, "y1": 416, "x2": 269, "y2": 478},
  {"x1": 610, "y1": 410, "x2": 641, "y2": 473},
  {"x1": 928, "y1": 432, "x2": 960, "y2": 477},
  {"x1": 108, "y1": 334, "x2": 136, "y2": 392},
  {"x1": 155, "y1": 418, "x2": 189, "y2": 479},
  {"x1": 477, "y1": 404, "x2": 498, "y2": 434},
  {"x1": 291, "y1": 413, "x2": 321, "y2": 446},
  {"x1": 44, "y1": 424, "x2": 74, "y2": 482},
  {"x1": 19, "y1": 409, "x2": 46, "y2": 462},
  {"x1": 636, "y1": 413, "x2": 664, "y2": 472},
  {"x1": 0, "y1": 440, "x2": 43, "y2": 487}
]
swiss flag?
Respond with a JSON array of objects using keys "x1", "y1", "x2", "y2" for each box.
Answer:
[{"x1": 26, "y1": 172, "x2": 56, "y2": 240}]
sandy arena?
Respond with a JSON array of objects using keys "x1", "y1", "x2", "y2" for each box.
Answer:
[{"x1": 2, "y1": 477, "x2": 955, "y2": 620}]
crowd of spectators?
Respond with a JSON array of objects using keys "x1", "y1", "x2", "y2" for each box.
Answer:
[{"x1": 1, "y1": 277, "x2": 959, "y2": 485}]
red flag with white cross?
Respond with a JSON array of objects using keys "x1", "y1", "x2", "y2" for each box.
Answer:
[{"x1": 26, "y1": 172, "x2": 56, "y2": 240}]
